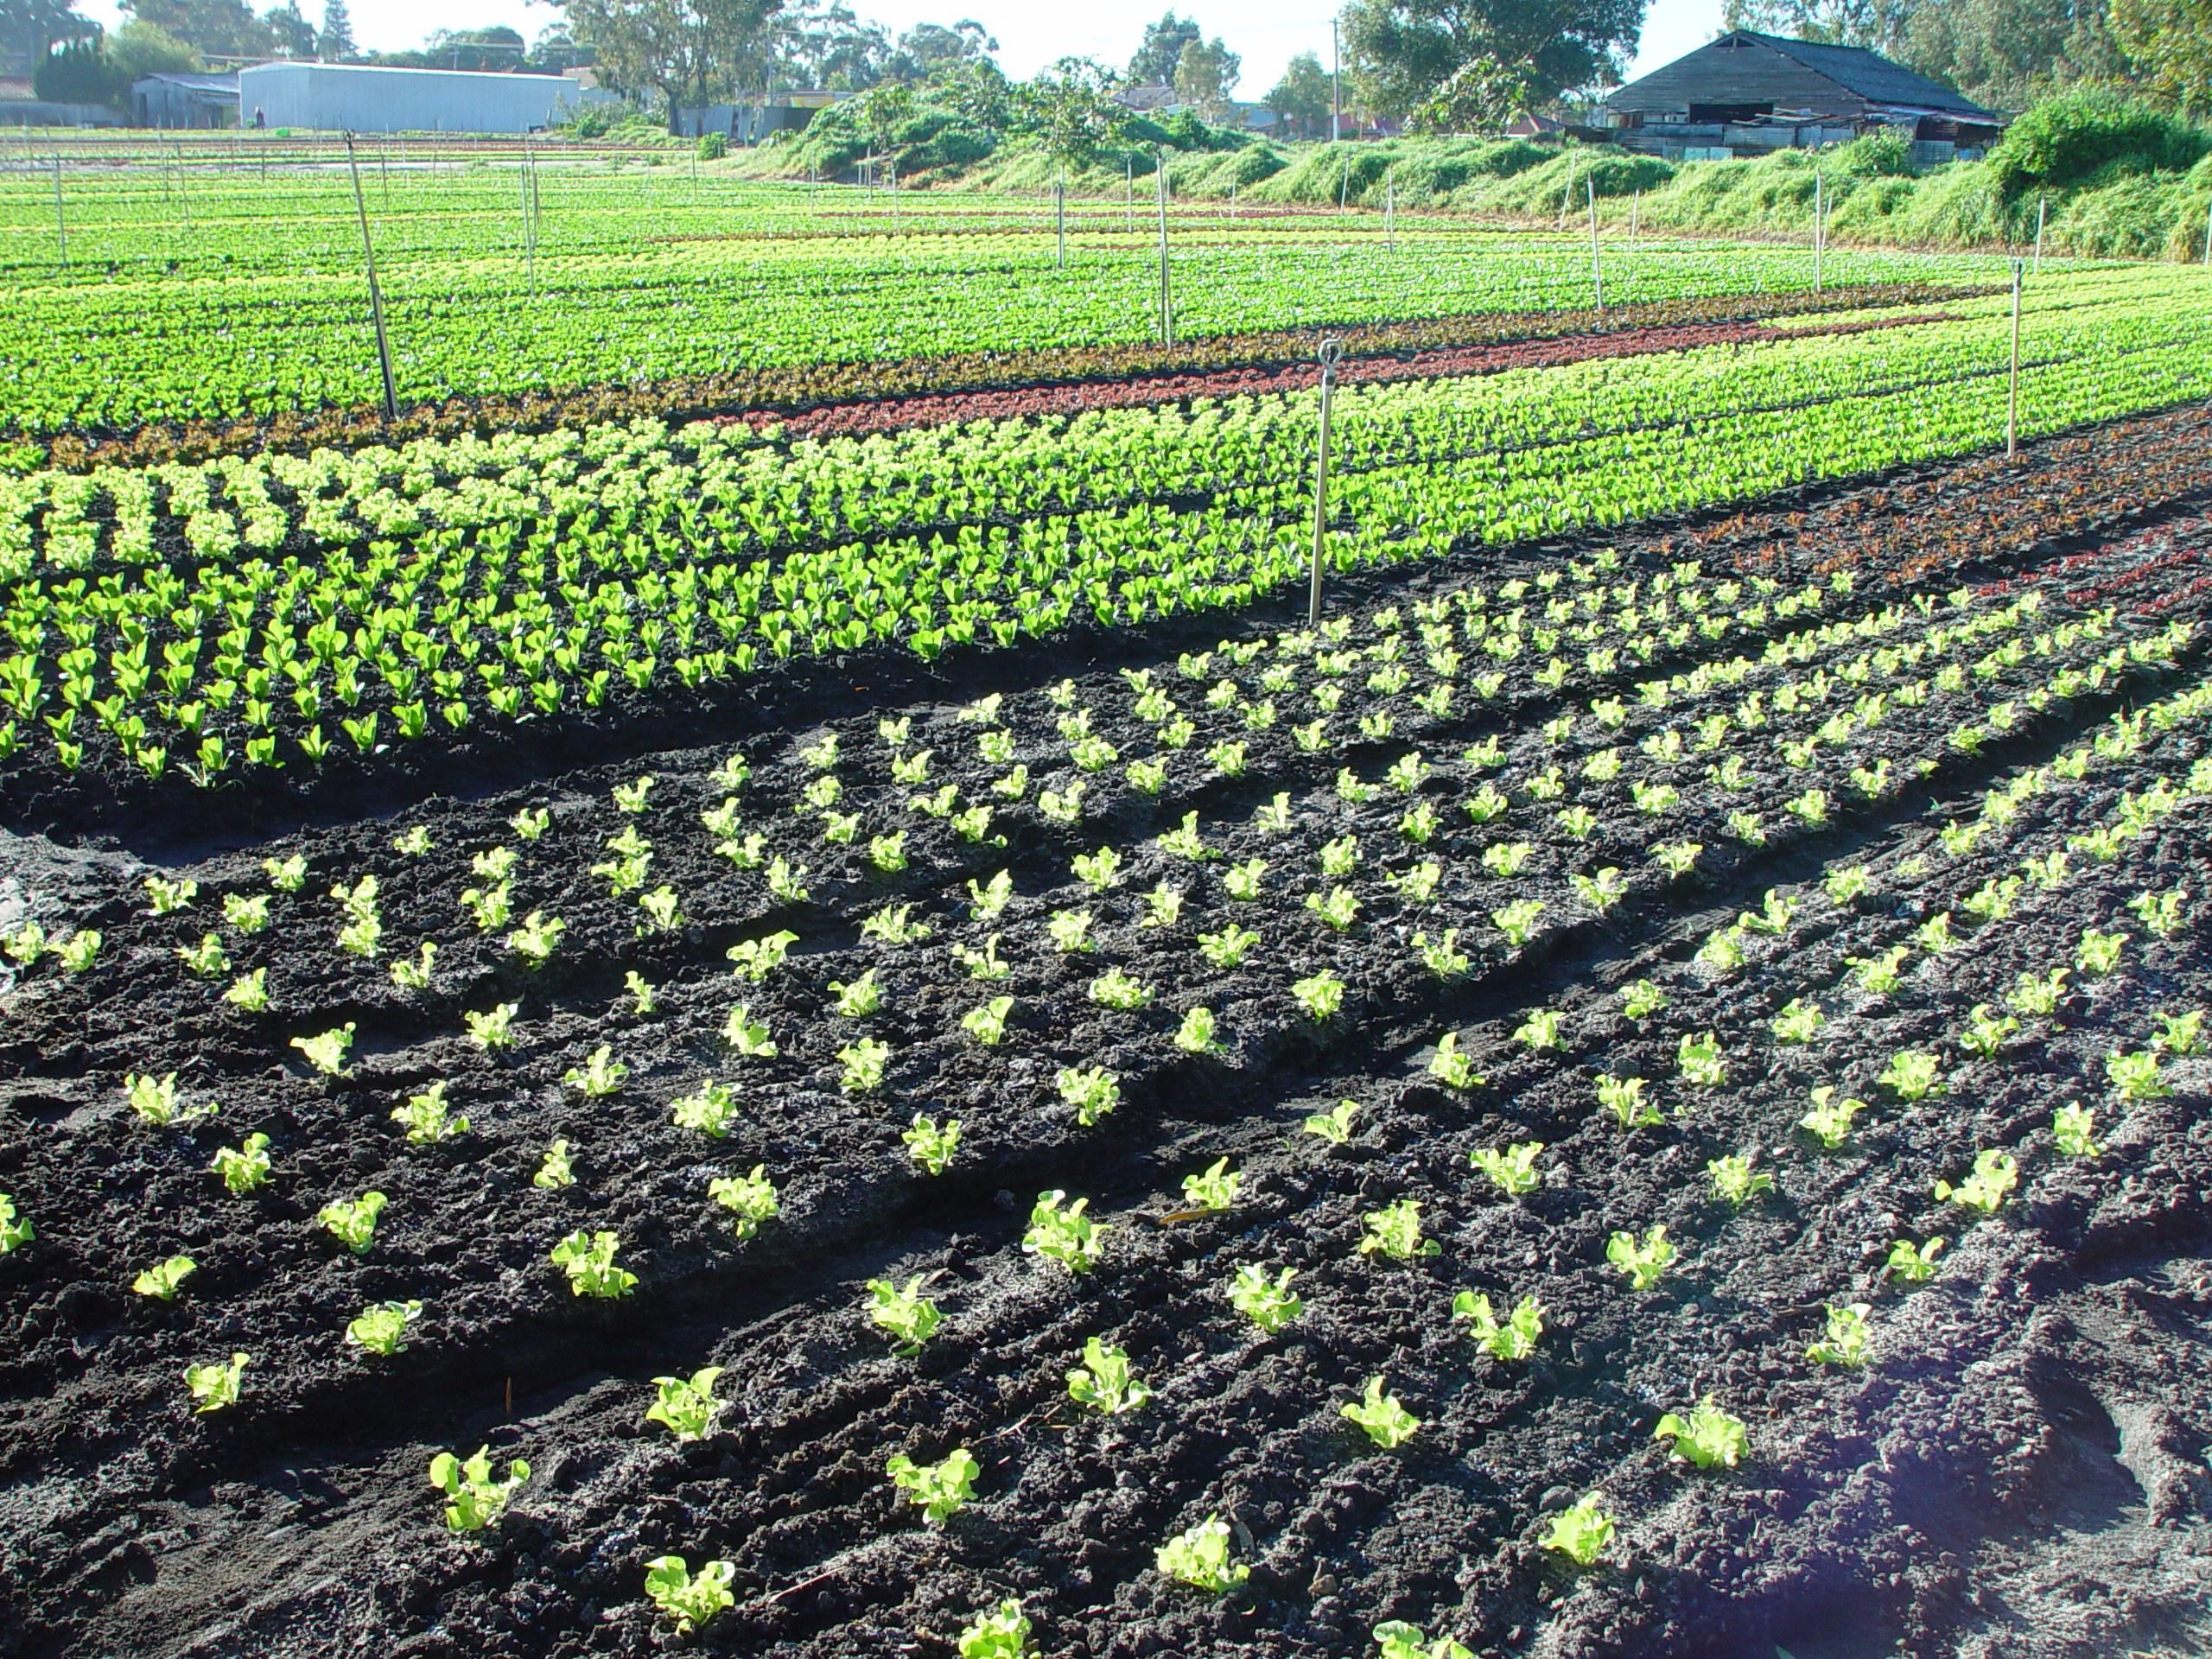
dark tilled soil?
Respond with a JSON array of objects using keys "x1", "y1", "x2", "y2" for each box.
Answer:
[{"x1": 3, "y1": 464, "x2": 2211, "y2": 1659}]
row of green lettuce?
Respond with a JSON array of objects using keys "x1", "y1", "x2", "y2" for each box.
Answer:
[{"x1": 2, "y1": 266, "x2": 2209, "y2": 787}]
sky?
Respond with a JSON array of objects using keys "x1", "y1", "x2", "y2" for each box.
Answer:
[{"x1": 78, "y1": 0, "x2": 1729, "y2": 94}]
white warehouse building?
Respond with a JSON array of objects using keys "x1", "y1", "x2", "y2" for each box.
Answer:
[{"x1": 238, "y1": 62, "x2": 613, "y2": 133}]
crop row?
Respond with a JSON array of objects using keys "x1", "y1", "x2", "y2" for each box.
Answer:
[
  {"x1": 1, "y1": 551, "x2": 2202, "y2": 1649},
  {"x1": 3, "y1": 271, "x2": 2207, "y2": 802},
  {"x1": 0, "y1": 173, "x2": 2008, "y2": 437}
]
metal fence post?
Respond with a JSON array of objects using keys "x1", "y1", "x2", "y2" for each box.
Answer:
[
  {"x1": 1309, "y1": 340, "x2": 1343, "y2": 626},
  {"x1": 1587, "y1": 177, "x2": 1603, "y2": 311},
  {"x1": 2034, "y1": 194, "x2": 2046, "y2": 275},
  {"x1": 1055, "y1": 172, "x2": 1065, "y2": 270},
  {"x1": 346, "y1": 134, "x2": 400, "y2": 422},
  {"x1": 1156, "y1": 153, "x2": 1173, "y2": 345},
  {"x1": 2006, "y1": 257, "x2": 2023, "y2": 461},
  {"x1": 1813, "y1": 169, "x2": 1824, "y2": 295},
  {"x1": 50, "y1": 154, "x2": 66, "y2": 268},
  {"x1": 1386, "y1": 166, "x2": 1395, "y2": 252}
]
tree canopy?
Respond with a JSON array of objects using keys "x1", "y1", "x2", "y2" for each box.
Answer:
[
  {"x1": 1339, "y1": 0, "x2": 1648, "y2": 116},
  {"x1": 1128, "y1": 11, "x2": 1200, "y2": 85}
]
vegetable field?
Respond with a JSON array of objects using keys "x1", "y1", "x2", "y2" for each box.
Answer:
[{"x1": 3, "y1": 164, "x2": 2211, "y2": 1659}]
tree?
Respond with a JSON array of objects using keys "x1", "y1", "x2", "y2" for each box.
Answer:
[
  {"x1": 1339, "y1": 0, "x2": 1648, "y2": 115},
  {"x1": 317, "y1": 0, "x2": 352, "y2": 60},
  {"x1": 35, "y1": 34, "x2": 115, "y2": 99},
  {"x1": 884, "y1": 18, "x2": 992, "y2": 81},
  {"x1": 423, "y1": 24, "x2": 527, "y2": 69},
  {"x1": 1015, "y1": 55, "x2": 1127, "y2": 162},
  {"x1": 111, "y1": 17, "x2": 202, "y2": 72},
  {"x1": 1719, "y1": 0, "x2": 1913, "y2": 53},
  {"x1": 3, "y1": 0, "x2": 99, "y2": 73},
  {"x1": 1897, "y1": 0, "x2": 2126, "y2": 109},
  {"x1": 1172, "y1": 34, "x2": 1238, "y2": 119},
  {"x1": 2108, "y1": 0, "x2": 2212, "y2": 110},
  {"x1": 1128, "y1": 10, "x2": 1200, "y2": 84},
  {"x1": 561, "y1": 0, "x2": 786, "y2": 129},
  {"x1": 260, "y1": 2, "x2": 313, "y2": 56},
  {"x1": 773, "y1": 0, "x2": 888, "y2": 89},
  {"x1": 1264, "y1": 49, "x2": 1332, "y2": 136},
  {"x1": 121, "y1": 0, "x2": 270, "y2": 58},
  {"x1": 1406, "y1": 51, "x2": 1533, "y2": 130}
]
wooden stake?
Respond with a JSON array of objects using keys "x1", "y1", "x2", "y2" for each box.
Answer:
[
  {"x1": 1309, "y1": 340, "x2": 1342, "y2": 626},
  {"x1": 2005, "y1": 257, "x2": 2023, "y2": 461},
  {"x1": 346, "y1": 135, "x2": 399, "y2": 422}
]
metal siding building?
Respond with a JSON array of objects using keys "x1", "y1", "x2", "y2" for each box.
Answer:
[{"x1": 238, "y1": 62, "x2": 599, "y2": 133}]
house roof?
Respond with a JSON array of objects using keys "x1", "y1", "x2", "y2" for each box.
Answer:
[
  {"x1": 1605, "y1": 30, "x2": 1998, "y2": 123},
  {"x1": 133, "y1": 73, "x2": 240, "y2": 92}
]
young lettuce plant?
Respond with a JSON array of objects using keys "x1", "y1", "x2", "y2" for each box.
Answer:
[
  {"x1": 1707, "y1": 1154, "x2": 1774, "y2": 1206},
  {"x1": 1805, "y1": 1302, "x2": 1871, "y2": 1367},
  {"x1": 1541, "y1": 1493, "x2": 1618, "y2": 1569},
  {"x1": 1653, "y1": 1397, "x2": 1747, "y2": 1470},
  {"x1": 1341, "y1": 1376, "x2": 1421, "y2": 1448},
  {"x1": 2052, "y1": 1101, "x2": 2102, "y2": 1158},
  {"x1": 887, "y1": 1446, "x2": 980, "y2": 1524},
  {"x1": 643, "y1": 1556, "x2": 735, "y2": 1634},
  {"x1": 1427, "y1": 1034, "x2": 1484, "y2": 1091},
  {"x1": 1471, "y1": 1141, "x2": 1543, "y2": 1197},
  {"x1": 1303, "y1": 1098, "x2": 1361, "y2": 1145},
  {"x1": 429, "y1": 1446, "x2": 529, "y2": 1532},
  {"x1": 1227, "y1": 1263, "x2": 1301, "y2": 1332},
  {"x1": 289, "y1": 1023, "x2": 356, "y2": 1077},
  {"x1": 1067, "y1": 1337, "x2": 1153, "y2": 1414},
  {"x1": 645, "y1": 1366, "x2": 725, "y2": 1442},
  {"x1": 1156, "y1": 1516, "x2": 1249, "y2": 1595},
  {"x1": 211, "y1": 1132, "x2": 272, "y2": 1194},
  {"x1": 1606, "y1": 1225, "x2": 1676, "y2": 1290},
  {"x1": 1359, "y1": 1198, "x2": 1440, "y2": 1262},
  {"x1": 1934, "y1": 1149, "x2": 2018, "y2": 1214},
  {"x1": 957, "y1": 1602, "x2": 1032, "y2": 1659},
  {"x1": 1799, "y1": 1086, "x2": 1866, "y2": 1150},
  {"x1": 1597, "y1": 1075, "x2": 1660, "y2": 1129},
  {"x1": 839, "y1": 1037, "x2": 891, "y2": 1093},
  {"x1": 184, "y1": 1351, "x2": 249, "y2": 1414},
  {"x1": 1885, "y1": 1236, "x2": 1947, "y2": 1282},
  {"x1": 549, "y1": 1230, "x2": 638, "y2": 1298},
  {"x1": 903, "y1": 1114, "x2": 960, "y2": 1175},
  {"x1": 132, "y1": 1255, "x2": 197, "y2": 1300},
  {"x1": 1057, "y1": 1065, "x2": 1120, "y2": 1127},
  {"x1": 708, "y1": 1166, "x2": 779, "y2": 1237},
  {"x1": 671, "y1": 1081, "x2": 740, "y2": 1138},
  {"x1": 1024, "y1": 1192, "x2": 1106, "y2": 1273},
  {"x1": 867, "y1": 1277, "x2": 942, "y2": 1354},
  {"x1": 346, "y1": 1299, "x2": 423, "y2": 1356},
  {"x1": 391, "y1": 1081, "x2": 467, "y2": 1144},
  {"x1": 533, "y1": 1140, "x2": 575, "y2": 1189},
  {"x1": 1452, "y1": 1292, "x2": 1543, "y2": 1361},
  {"x1": 318, "y1": 1191, "x2": 386, "y2": 1254}
]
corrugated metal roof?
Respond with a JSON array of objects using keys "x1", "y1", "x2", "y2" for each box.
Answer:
[{"x1": 1605, "y1": 30, "x2": 1997, "y2": 124}]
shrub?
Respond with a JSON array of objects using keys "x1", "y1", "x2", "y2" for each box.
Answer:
[
  {"x1": 696, "y1": 132, "x2": 728, "y2": 161},
  {"x1": 1987, "y1": 90, "x2": 2212, "y2": 195}
]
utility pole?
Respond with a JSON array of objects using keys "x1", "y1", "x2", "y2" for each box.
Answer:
[
  {"x1": 1331, "y1": 17, "x2": 1341, "y2": 143},
  {"x1": 1156, "y1": 151, "x2": 1173, "y2": 345},
  {"x1": 1309, "y1": 340, "x2": 1343, "y2": 626},
  {"x1": 345, "y1": 134, "x2": 400, "y2": 422}
]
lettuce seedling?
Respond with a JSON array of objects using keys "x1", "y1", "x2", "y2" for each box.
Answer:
[
  {"x1": 391, "y1": 1081, "x2": 467, "y2": 1144},
  {"x1": 888, "y1": 1446, "x2": 979, "y2": 1524},
  {"x1": 223, "y1": 967, "x2": 271, "y2": 1012},
  {"x1": 550, "y1": 1230, "x2": 637, "y2": 1297},
  {"x1": 55, "y1": 930, "x2": 101, "y2": 973},
  {"x1": 644, "y1": 1556, "x2": 735, "y2": 1634},
  {"x1": 726, "y1": 930, "x2": 798, "y2": 982},
  {"x1": 1174, "y1": 1006, "x2": 1223, "y2": 1054},
  {"x1": 957, "y1": 1599, "x2": 1032, "y2": 1659},
  {"x1": 723, "y1": 1005, "x2": 778, "y2": 1057},
  {"x1": 1596, "y1": 1075, "x2": 1659, "y2": 1129},
  {"x1": 1676, "y1": 1033, "x2": 1727, "y2": 1090},
  {"x1": 2127, "y1": 887, "x2": 2187, "y2": 938},
  {"x1": 1621, "y1": 979, "x2": 1667, "y2": 1021},
  {"x1": 126, "y1": 1071, "x2": 216, "y2": 1127},
  {"x1": 533, "y1": 1139, "x2": 575, "y2": 1189},
  {"x1": 1180, "y1": 1158, "x2": 1239, "y2": 1211},
  {"x1": 1959, "y1": 1005, "x2": 2020, "y2": 1058},
  {"x1": 867, "y1": 1276, "x2": 941, "y2": 1353},
  {"x1": 177, "y1": 933, "x2": 230, "y2": 977},
  {"x1": 1541, "y1": 1492, "x2": 1618, "y2": 1568},
  {"x1": 263, "y1": 855, "x2": 307, "y2": 893},
  {"x1": 1799, "y1": 1086, "x2": 1866, "y2": 1149},
  {"x1": 132, "y1": 1255, "x2": 196, "y2": 1300},
  {"x1": 839, "y1": 1037, "x2": 890, "y2": 1092},
  {"x1": 2152, "y1": 1008, "x2": 2206, "y2": 1055},
  {"x1": 1306, "y1": 887, "x2": 1362, "y2": 931},
  {"x1": 1067, "y1": 1337, "x2": 1153, "y2": 1414},
  {"x1": 861, "y1": 903, "x2": 933, "y2": 949},
  {"x1": 1606, "y1": 1225, "x2": 1675, "y2": 1290},
  {"x1": 1374, "y1": 1623, "x2": 1473, "y2": 1659},
  {"x1": 460, "y1": 880, "x2": 513, "y2": 931},
  {"x1": 1057, "y1": 1065, "x2": 1120, "y2": 1127},
  {"x1": 960, "y1": 995, "x2": 1014, "y2": 1048},
  {"x1": 1935, "y1": 1149, "x2": 2018, "y2": 1214},
  {"x1": 1156, "y1": 1516, "x2": 1249, "y2": 1594},
  {"x1": 1227, "y1": 1263, "x2": 1301, "y2": 1332},
  {"x1": 0, "y1": 1195, "x2": 29, "y2": 1255},
  {"x1": 1806, "y1": 1301, "x2": 1870, "y2": 1367},
  {"x1": 1198, "y1": 923, "x2": 1261, "y2": 968},
  {"x1": 671, "y1": 1081, "x2": 739, "y2": 1137},
  {"x1": 3, "y1": 920, "x2": 49, "y2": 966},
  {"x1": 1878, "y1": 1050, "x2": 1943, "y2": 1101},
  {"x1": 1024, "y1": 1192, "x2": 1105, "y2": 1273},
  {"x1": 144, "y1": 874, "x2": 198, "y2": 915},
  {"x1": 429, "y1": 1446, "x2": 529, "y2": 1532},
  {"x1": 1707, "y1": 1154, "x2": 1774, "y2": 1206},
  {"x1": 319, "y1": 1191, "x2": 385, "y2": 1254},
  {"x1": 1293, "y1": 973, "x2": 1346, "y2": 1021},
  {"x1": 1047, "y1": 908, "x2": 1096, "y2": 953},
  {"x1": 1653, "y1": 1396, "x2": 1746, "y2": 1470},
  {"x1": 2105, "y1": 1049, "x2": 2169, "y2": 1101},
  {"x1": 709, "y1": 1166, "x2": 779, "y2": 1238},
  {"x1": 1088, "y1": 968, "x2": 1152, "y2": 1010},
  {"x1": 1491, "y1": 899, "x2": 1544, "y2": 947},
  {"x1": 510, "y1": 806, "x2": 550, "y2": 841},
  {"x1": 347, "y1": 1299, "x2": 423, "y2": 1356},
  {"x1": 2051, "y1": 1101, "x2": 2102, "y2": 1158},
  {"x1": 1223, "y1": 858, "x2": 1268, "y2": 900},
  {"x1": 563, "y1": 1045, "x2": 627, "y2": 1097},
  {"x1": 1471, "y1": 1140, "x2": 1542, "y2": 1197},
  {"x1": 1427, "y1": 1034, "x2": 1484, "y2": 1091},
  {"x1": 1342, "y1": 1376, "x2": 1420, "y2": 1448},
  {"x1": 1304, "y1": 1099, "x2": 1361, "y2": 1144},
  {"x1": 1770, "y1": 999, "x2": 1825, "y2": 1045},
  {"x1": 1071, "y1": 847, "x2": 1122, "y2": 890},
  {"x1": 1514, "y1": 1008, "x2": 1564, "y2": 1052},
  {"x1": 1412, "y1": 929, "x2": 1469, "y2": 979},
  {"x1": 895, "y1": 1110, "x2": 960, "y2": 1174},
  {"x1": 185, "y1": 1351, "x2": 249, "y2": 1413},
  {"x1": 1452, "y1": 1292, "x2": 1543, "y2": 1361},
  {"x1": 389, "y1": 940, "x2": 437, "y2": 992},
  {"x1": 2075, "y1": 928, "x2": 2127, "y2": 979},
  {"x1": 1360, "y1": 1198, "x2": 1440, "y2": 1261},
  {"x1": 1886, "y1": 1236, "x2": 1946, "y2": 1282},
  {"x1": 289, "y1": 1023, "x2": 355, "y2": 1077},
  {"x1": 212, "y1": 1132, "x2": 271, "y2": 1194},
  {"x1": 1142, "y1": 882, "x2": 1186, "y2": 928},
  {"x1": 646, "y1": 1366, "x2": 725, "y2": 1442},
  {"x1": 506, "y1": 911, "x2": 565, "y2": 966},
  {"x1": 391, "y1": 825, "x2": 433, "y2": 857}
]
